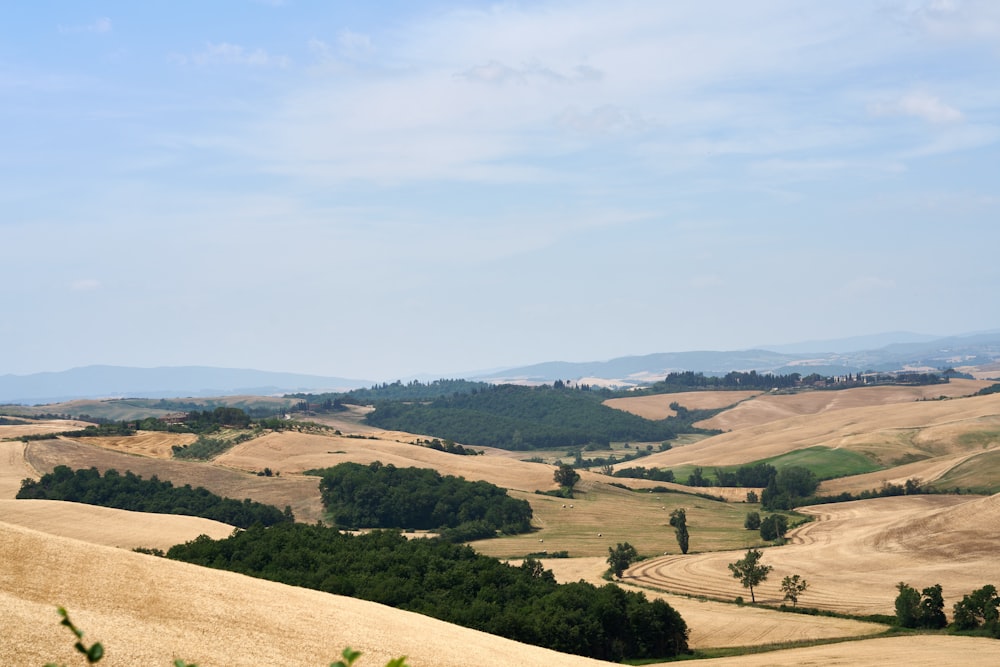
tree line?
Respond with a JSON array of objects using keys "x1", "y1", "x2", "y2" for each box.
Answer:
[
  {"x1": 313, "y1": 461, "x2": 532, "y2": 541},
  {"x1": 17, "y1": 466, "x2": 292, "y2": 528},
  {"x1": 165, "y1": 525, "x2": 689, "y2": 661}
]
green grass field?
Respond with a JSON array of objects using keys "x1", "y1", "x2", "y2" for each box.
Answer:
[
  {"x1": 469, "y1": 481, "x2": 773, "y2": 560},
  {"x1": 662, "y1": 447, "x2": 883, "y2": 486}
]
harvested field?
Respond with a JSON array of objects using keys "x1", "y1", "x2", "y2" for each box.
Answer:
[
  {"x1": 698, "y1": 379, "x2": 990, "y2": 432},
  {"x1": 0, "y1": 498, "x2": 233, "y2": 550},
  {"x1": 82, "y1": 430, "x2": 198, "y2": 459},
  {"x1": 532, "y1": 557, "x2": 885, "y2": 649},
  {"x1": 214, "y1": 430, "x2": 560, "y2": 493},
  {"x1": 627, "y1": 495, "x2": 1000, "y2": 617},
  {"x1": 603, "y1": 391, "x2": 761, "y2": 420},
  {"x1": 24, "y1": 438, "x2": 325, "y2": 523},
  {"x1": 637, "y1": 392, "x2": 1000, "y2": 469},
  {"x1": 0, "y1": 418, "x2": 91, "y2": 439},
  {"x1": 1, "y1": 440, "x2": 38, "y2": 498}
]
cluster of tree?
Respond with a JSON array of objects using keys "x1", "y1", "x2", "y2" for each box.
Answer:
[
  {"x1": 760, "y1": 467, "x2": 820, "y2": 510},
  {"x1": 571, "y1": 447, "x2": 654, "y2": 470},
  {"x1": 0, "y1": 416, "x2": 32, "y2": 425},
  {"x1": 172, "y1": 432, "x2": 256, "y2": 461},
  {"x1": 166, "y1": 525, "x2": 689, "y2": 661},
  {"x1": 643, "y1": 370, "x2": 804, "y2": 393},
  {"x1": 16, "y1": 466, "x2": 292, "y2": 528},
  {"x1": 744, "y1": 511, "x2": 789, "y2": 541},
  {"x1": 289, "y1": 379, "x2": 495, "y2": 407},
  {"x1": 977, "y1": 383, "x2": 1000, "y2": 397},
  {"x1": 670, "y1": 509, "x2": 690, "y2": 554},
  {"x1": 778, "y1": 477, "x2": 934, "y2": 509},
  {"x1": 895, "y1": 582, "x2": 1000, "y2": 636},
  {"x1": 679, "y1": 462, "x2": 779, "y2": 489},
  {"x1": 613, "y1": 466, "x2": 676, "y2": 482},
  {"x1": 363, "y1": 384, "x2": 718, "y2": 450},
  {"x1": 313, "y1": 462, "x2": 532, "y2": 540},
  {"x1": 414, "y1": 438, "x2": 483, "y2": 456}
]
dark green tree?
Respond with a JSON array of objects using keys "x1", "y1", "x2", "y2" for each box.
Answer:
[
  {"x1": 895, "y1": 582, "x2": 945, "y2": 629},
  {"x1": 953, "y1": 585, "x2": 1000, "y2": 631},
  {"x1": 669, "y1": 508, "x2": 689, "y2": 554},
  {"x1": 728, "y1": 548, "x2": 772, "y2": 603},
  {"x1": 607, "y1": 542, "x2": 639, "y2": 578},
  {"x1": 744, "y1": 511, "x2": 761, "y2": 530},
  {"x1": 554, "y1": 464, "x2": 581, "y2": 492},
  {"x1": 895, "y1": 582, "x2": 921, "y2": 628},
  {"x1": 759, "y1": 514, "x2": 788, "y2": 541}
]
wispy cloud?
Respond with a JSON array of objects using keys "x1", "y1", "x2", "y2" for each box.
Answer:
[
  {"x1": 456, "y1": 60, "x2": 602, "y2": 85},
  {"x1": 58, "y1": 17, "x2": 112, "y2": 34},
  {"x1": 871, "y1": 91, "x2": 964, "y2": 123},
  {"x1": 172, "y1": 42, "x2": 290, "y2": 67}
]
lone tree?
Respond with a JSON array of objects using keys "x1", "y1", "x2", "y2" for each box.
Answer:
[
  {"x1": 669, "y1": 508, "x2": 690, "y2": 554},
  {"x1": 607, "y1": 542, "x2": 639, "y2": 578},
  {"x1": 744, "y1": 511, "x2": 761, "y2": 530},
  {"x1": 953, "y1": 584, "x2": 1000, "y2": 631},
  {"x1": 553, "y1": 464, "x2": 580, "y2": 495},
  {"x1": 728, "y1": 548, "x2": 772, "y2": 603},
  {"x1": 780, "y1": 574, "x2": 809, "y2": 607}
]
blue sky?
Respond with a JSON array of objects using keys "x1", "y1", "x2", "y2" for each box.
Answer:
[{"x1": 2, "y1": 1, "x2": 999, "y2": 380}]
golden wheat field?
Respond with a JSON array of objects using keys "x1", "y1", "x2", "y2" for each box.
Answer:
[
  {"x1": 636, "y1": 391, "x2": 1000, "y2": 469},
  {"x1": 694, "y1": 379, "x2": 991, "y2": 432},
  {"x1": 627, "y1": 494, "x2": 1000, "y2": 616},
  {"x1": 5, "y1": 380, "x2": 1000, "y2": 664},
  {"x1": 602, "y1": 390, "x2": 761, "y2": 420}
]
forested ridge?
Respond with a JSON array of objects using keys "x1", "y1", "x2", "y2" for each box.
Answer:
[
  {"x1": 313, "y1": 461, "x2": 532, "y2": 541},
  {"x1": 166, "y1": 525, "x2": 689, "y2": 661},
  {"x1": 363, "y1": 384, "x2": 717, "y2": 449},
  {"x1": 17, "y1": 466, "x2": 292, "y2": 528}
]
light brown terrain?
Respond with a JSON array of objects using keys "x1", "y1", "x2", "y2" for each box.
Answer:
[
  {"x1": 697, "y1": 379, "x2": 990, "y2": 432},
  {"x1": 628, "y1": 494, "x2": 1000, "y2": 616},
  {"x1": 535, "y1": 557, "x2": 885, "y2": 648},
  {"x1": 603, "y1": 390, "x2": 761, "y2": 420},
  {"x1": 24, "y1": 438, "x2": 326, "y2": 523},
  {"x1": 82, "y1": 430, "x2": 199, "y2": 459},
  {"x1": 637, "y1": 391, "x2": 1000, "y2": 469},
  {"x1": 6, "y1": 377, "x2": 1000, "y2": 666}
]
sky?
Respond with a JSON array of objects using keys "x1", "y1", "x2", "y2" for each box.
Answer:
[{"x1": 2, "y1": 1, "x2": 999, "y2": 381}]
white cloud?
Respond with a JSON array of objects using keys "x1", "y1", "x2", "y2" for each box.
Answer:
[
  {"x1": 871, "y1": 91, "x2": 964, "y2": 123},
  {"x1": 554, "y1": 105, "x2": 647, "y2": 135},
  {"x1": 338, "y1": 30, "x2": 374, "y2": 61},
  {"x1": 456, "y1": 60, "x2": 602, "y2": 85},
  {"x1": 58, "y1": 17, "x2": 112, "y2": 34},
  {"x1": 174, "y1": 42, "x2": 290, "y2": 67}
]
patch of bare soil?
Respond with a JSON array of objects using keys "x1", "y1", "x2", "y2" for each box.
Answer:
[
  {"x1": 24, "y1": 438, "x2": 325, "y2": 523},
  {"x1": 0, "y1": 418, "x2": 92, "y2": 439},
  {"x1": 628, "y1": 495, "x2": 999, "y2": 617},
  {"x1": 0, "y1": 499, "x2": 233, "y2": 551},
  {"x1": 0, "y1": 521, "x2": 612, "y2": 667},
  {"x1": 603, "y1": 391, "x2": 761, "y2": 420},
  {"x1": 698, "y1": 379, "x2": 991, "y2": 432}
]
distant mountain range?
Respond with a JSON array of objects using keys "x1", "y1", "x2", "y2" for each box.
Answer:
[
  {"x1": 2, "y1": 331, "x2": 999, "y2": 404},
  {"x1": 0, "y1": 366, "x2": 369, "y2": 405},
  {"x1": 475, "y1": 331, "x2": 1000, "y2": 385}
]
